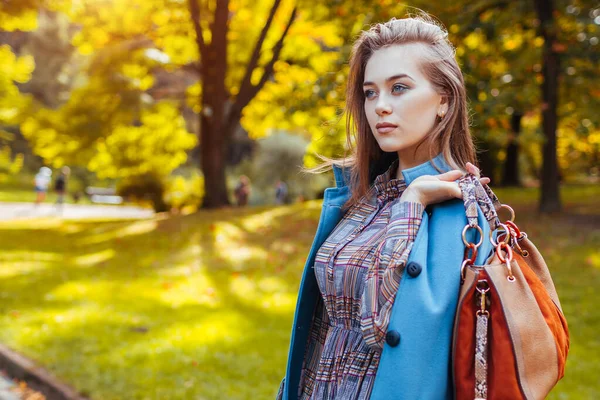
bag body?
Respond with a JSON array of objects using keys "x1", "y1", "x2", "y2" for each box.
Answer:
[{"x1": 453, "y1": 175, "x2": 569, "y2": 400}]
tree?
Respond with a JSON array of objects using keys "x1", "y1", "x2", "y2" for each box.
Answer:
[
  {"x1": 21, "y1": 56, "x2": 197, "y2": 181},
  {"x1": 0, "y1": 41, "x2": 34, "y2": 178},
  {"x1": 436, "y1": 0, "x2": 598, "y2": 211},
  {"x1": 534, "y1": 0, "x2": 561, "y2": 213},
  {"x1": 503, "y1": 111, "x2": 523, "y2": 186},
  {"x1": 186, "y1": 0, "x2": 301, "y2": 208},
  {"x1": 55, "y1": 0, "x2": 345, "y2": 208}
]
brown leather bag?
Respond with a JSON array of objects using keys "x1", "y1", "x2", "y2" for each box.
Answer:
[{"x1": 452, "y1": 175, "x2": 569, "y2": 400}]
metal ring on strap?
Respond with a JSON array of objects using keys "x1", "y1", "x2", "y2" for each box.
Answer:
[
  {"x1": 490, "y1": 223, "x2": 511, "y2": 247},
  {"x1": 462, "y1": 225, "x2": 483, "y2": 248},
  {"x1": 499, "y1": 204, "x2": 515, "y2": 222}
]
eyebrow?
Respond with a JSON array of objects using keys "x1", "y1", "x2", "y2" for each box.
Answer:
[{"x1": 363, "y1": 74, "x2": 415, "y2": 86}]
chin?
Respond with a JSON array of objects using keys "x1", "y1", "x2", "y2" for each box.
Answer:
[{"x1": 375, "y1": 137, "x2": 405, "y2": 153}]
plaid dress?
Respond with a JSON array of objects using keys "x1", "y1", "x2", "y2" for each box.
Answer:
[{"x1": 298, "y1": 160, "x2": 424, "y2": 399}]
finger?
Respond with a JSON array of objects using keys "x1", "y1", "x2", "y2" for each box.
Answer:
[
  {"x1": 466, "y1": 162, "x2": 481, "y2": 178},
  {"x1": 437, "y1": 170, "x2": 464, "y2": 181},
  {"x1": 445, "y1": 182, "x2": 462, "y2": 199},
  {"x1": 480, "y1": 177, "x2": 491, "y2": 185}
]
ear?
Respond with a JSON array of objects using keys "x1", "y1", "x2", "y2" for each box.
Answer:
[{"x1": 438, "y1": 95, "x2": 449, "y2": 115}]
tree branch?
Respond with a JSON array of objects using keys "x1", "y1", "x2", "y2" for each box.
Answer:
[
  {"x1": 471, "y1": 0, "x2": 509, "y2": 19},
  {"x1": 227, "y1": 5, "x2": 297, "y2": 130},
  {"x1": 251, "y1": 7, "x2": 297, "y2": 101},
  {"x1": 212, "y1": 0, "x2": 230, "y2": 48},
  {"x1": 187, "y1": 0, "x2": 207, "y2": 62},
  {"x1": 457, "y1": 0, "x2": 510, "y2": 34},
  {"x1": 234, "y1": 0, "x2": 283, "y2": 110}
]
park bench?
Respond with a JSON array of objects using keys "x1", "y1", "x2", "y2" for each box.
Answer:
[{"x1": 85, "y1": 186, "x2": 123, "y2": 205}]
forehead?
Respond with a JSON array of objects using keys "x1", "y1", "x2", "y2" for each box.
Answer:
[{"x1": 364, "y1": 43, "x2": 428, "y2": 83}]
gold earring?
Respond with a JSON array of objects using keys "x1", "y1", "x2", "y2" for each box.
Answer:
[{"x1": 438, "y1": 111, "x2": 446, "y2": 118}]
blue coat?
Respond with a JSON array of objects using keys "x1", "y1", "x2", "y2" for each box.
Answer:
[{"x1": 280, "y1": 153, "x2": 494, "y2": 399}]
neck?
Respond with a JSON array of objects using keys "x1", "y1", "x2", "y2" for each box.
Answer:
[{"x1": 395, "y1": 147, "x2": 435, "y2": 179}]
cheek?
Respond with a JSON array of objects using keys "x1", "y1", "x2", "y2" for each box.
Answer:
[
  {"x1": 364, "y1": 102, "x2": 377, "y2": 125},
  {"x1": 399, "y1": 91, "x2": 439, "y2": 117},
  {"x1": 395, "y1": 93, "x2": 439, "y2": 134}
]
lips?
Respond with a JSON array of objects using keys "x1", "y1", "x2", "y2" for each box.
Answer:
[{"x1": 375, "y1": 122, "x2": 398, "y2": 134}]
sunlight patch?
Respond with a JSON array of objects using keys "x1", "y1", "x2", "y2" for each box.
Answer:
[
  {"x1": 124, "y1": 312, "x2": 245, "y2": 355},
  {"x1": 219, "y1": 246, "x2": 268, "y2": 264},
  {"x1": 159, "y1": 274, "x2": 220, "y2": 308},
  {"x1": 230, "y1": 275, "x2": 294, "y2": 311},
  {"x1": 586, "y1": 252, "x2": 600, "y2": 269},
  {"x1": 77, "y1": 220, "x2": 157, "y2": 245},
  {"x1": 0, "y1": 261, "x2": 50, "y2": 278},
  {"x1": 238, "y1": 207, "x2": 295, "y2": 231},
  {"x1": 75, "y1": 249, "x2": 115, "y2": 266},
  {"x1": 1, "y1": 251, "x2": 62, "y2": 262}
]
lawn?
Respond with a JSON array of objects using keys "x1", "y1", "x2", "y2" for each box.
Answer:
[
  {"x1": 0, "y1": 184, "x2": 598, "y2": 399},
  {"x1": 0, "y1": 174, "x2": 93, "y2": 205}
]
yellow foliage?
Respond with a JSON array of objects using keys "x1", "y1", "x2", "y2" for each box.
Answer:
[
  {"x1": 0, "y1": 9, "x2": 37, "y2": 31},
  {"x1": 164, "y1": 173, "x2": 205, "y2": 211},
  {"x1": 0, "y1": 146, "x2": 23, "y2": 181},
  {"x1": 88, "y1": 102, "x2": 197, "y2": 179},
  {"x1": 534, "y1": 37, "x2": 545, "y2": 47},
  {"x1": 464, "y1": 31, "x2": 488, "y2": 52},
  {"x1": 0, "y1": 45, "x2": 34, "y2": 125},
  {"x1": 503, "y1": 35, "x2": 523, "y2": 51}
]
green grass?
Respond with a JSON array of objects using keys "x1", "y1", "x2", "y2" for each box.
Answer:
[
  {"x1": 0, "y1": 188, "x2": 92, "y2": 204},
  {"x1": 0, "y1": 185, "x2": 598, "y2": 399},
  {"x1": 0, "y1": 173, "x2": 93, "y2": 205}
]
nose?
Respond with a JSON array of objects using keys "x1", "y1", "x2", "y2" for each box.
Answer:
[{"x1": 375, "y1": 94, "x2": 392, "y2": 116}]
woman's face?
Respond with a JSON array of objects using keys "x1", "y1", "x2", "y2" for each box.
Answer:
[{"x1": 363, "y1": 43, "x2": 447, "y2": 168}]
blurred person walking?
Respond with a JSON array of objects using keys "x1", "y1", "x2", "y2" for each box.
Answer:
[
  {"x1": 275, "y1": 180, "x2": 288, "y2": 205},
  {"x1": 234, "y1": 175, "x2": 251, "y2": 207},
  {"x1": 34, "y1": 167, "x2": 52, "y2": 205},
  {"x1": 55, "y1": 166, "x2": 70, "y2": 211}
]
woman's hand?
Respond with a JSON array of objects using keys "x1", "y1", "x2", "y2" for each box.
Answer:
[{"x1": 400, "y1": 162, "x2": 490, "y2": 207}]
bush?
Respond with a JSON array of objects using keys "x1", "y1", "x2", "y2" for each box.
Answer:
[
  {"x1": 117, "y1": 173, "x2": 168, "y2": 212},
  {"x1": 164, "y1": 172, "x2": 204, "y2": 212},
  {"x1": 230, "y1": 131, "x2": 330, "y2": 205}
]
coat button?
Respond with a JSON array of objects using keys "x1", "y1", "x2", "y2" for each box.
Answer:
[
  {"x1": 406, "y1": 261, "x2": 422, "y2": 278},
  {"x1": 385, "y1": 330, "x2": 401, "y2": 347}
]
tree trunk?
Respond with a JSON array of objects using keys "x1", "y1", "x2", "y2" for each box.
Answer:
[
  {"x1": 200, "y1": 114, "x2": 231, "y2": 208},
  {"x1": 477, "y1": 146, "x2": 496, "y2": 183},
  {"x1": 534, "y1": 0, "x2": 561, "y2": 213},
  {"x1": 501, "y1": 111, "x2": 522, "y2": 186},
  {"x1": 189, "y1": 0, "x2": 232, "y2": 209}
]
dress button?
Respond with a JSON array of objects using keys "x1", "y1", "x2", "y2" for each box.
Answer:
[
  {"x1": 406, "y1": 261, "x2": 422, "y2": 278},
  {"x1": 385, "y1": 330, "x2": 401, "y2": 347}
]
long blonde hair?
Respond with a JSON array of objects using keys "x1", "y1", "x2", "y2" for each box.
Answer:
[{"x1": 307, "y1": 14, "x2": 477, "y2": 211}]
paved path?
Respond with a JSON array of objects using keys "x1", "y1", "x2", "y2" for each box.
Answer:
[
  {"x1": 0, "y1": 374, "x2": 19, "y2": 400},
  {"x1": 0, "y1": 202, "x2": 154, "y2": 221}
]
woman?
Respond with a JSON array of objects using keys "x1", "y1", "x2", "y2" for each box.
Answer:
[
  {"x1": 34, "y1": 166, "x2": 52, "y2": 205},
  {"x1": 277, "y1": 15, "x2": 497, "y2": 400},
  {"x1": 234, "y1": 175, "x2": 251, "y2": 206}
]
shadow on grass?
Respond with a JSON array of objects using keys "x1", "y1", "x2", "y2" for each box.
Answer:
[
  {"x1": 0, "y1": 184, "x2": 598, "y2": 399},
  {"x1": 0, "y1": 202, "x2": 323, "y2": 399}
]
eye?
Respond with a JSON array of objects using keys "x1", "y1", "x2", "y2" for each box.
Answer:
[
  {"x1": 364, "y1": 89, "x2": 377, "y2": 99},
  {"x1": 392, "y1": 83, "x2": 408, "y2": 94}
]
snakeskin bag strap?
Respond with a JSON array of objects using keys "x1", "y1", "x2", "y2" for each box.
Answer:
[
  {"x1": 458, "y1": 174, "x2": 501, "y2": 231},
  {"x1": 457, "y1": 174, "x2": 502, "y2": 400}
]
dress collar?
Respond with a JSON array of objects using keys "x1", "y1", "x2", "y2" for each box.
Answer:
[{"x1": 373, "y1": 160, "x2": 405, "y2": 202}]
